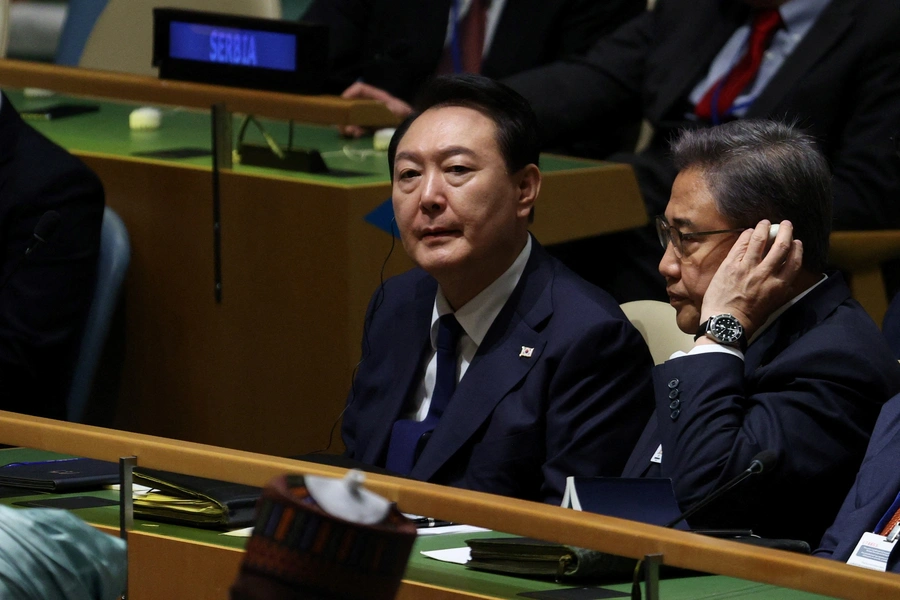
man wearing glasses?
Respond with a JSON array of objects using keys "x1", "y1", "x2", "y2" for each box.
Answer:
[{"x1": 621, "y1": 119, "x2": 900, "y2": 547}]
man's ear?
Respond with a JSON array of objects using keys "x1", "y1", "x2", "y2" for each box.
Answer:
[{"x1": 516, "y1": 164, "x2": 541, "y2": 219}]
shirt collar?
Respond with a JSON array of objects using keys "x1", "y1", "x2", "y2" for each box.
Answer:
[
  {"x1": 778, "y1": 0, "x2": 831, "y2": 34},
  {"x1": 748, "y1": 272, "x2": 828, "y2": 345},
  {"x1": 432, "y1": 235, "x2": 532, "y2": 348}
]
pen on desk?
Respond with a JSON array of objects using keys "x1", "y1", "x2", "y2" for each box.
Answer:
[{"x1": 414, "y1": 518, "x2": 453, "y2": 528}]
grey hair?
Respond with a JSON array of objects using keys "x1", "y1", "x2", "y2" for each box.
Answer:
[{"x1": 671, "y1": 119, "x2": 832, "y2": 271}]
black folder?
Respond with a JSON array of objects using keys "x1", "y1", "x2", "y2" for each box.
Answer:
[
  {"x1": 132, "y1": 468, "x2": 261, "y2": 528},
  {"x1": 0, "y1": 458, "x2": 119, "y2": 492}
]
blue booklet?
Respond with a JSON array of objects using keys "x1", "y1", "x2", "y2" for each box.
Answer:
[
  {"x1": 561, "y1": 477, "x2": 690, "y2": 530},
  {"x1": 0, "y1": 458, "x2": 119, "y2": 491}
]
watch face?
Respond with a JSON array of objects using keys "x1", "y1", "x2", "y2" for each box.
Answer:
[{"x1": 710, "y1": 315, "x2": 743, "y2": 344}]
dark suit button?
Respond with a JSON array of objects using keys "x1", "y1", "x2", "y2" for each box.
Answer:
[
  {"x1": 668, "y1": 389, "x2": 679, "y2": 399},
  {"x1": 669, "y1": 399, "x2": 680, "y2": 410},
  {"x1": 668, "y1": 379, "x2": 679, "y2": 388},
  {"x1": 670, "y1": 408, "x2": 681, "y2": 420}
]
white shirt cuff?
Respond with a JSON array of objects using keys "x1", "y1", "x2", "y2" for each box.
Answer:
[{"x1": 669, "y1": 343, "x2": 744, "y2": 361}]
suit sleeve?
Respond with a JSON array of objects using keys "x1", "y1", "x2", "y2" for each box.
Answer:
[
  {"x1": 815, "y1": 396, "x2": 900, "y2": 563},
  {"x1": 828, "y1": 15, "x2": 900, "y2": 229},
  {"x1": 540, "y1": 314, "x2": 654, "y2": 503},
  {"x1": 0, "y1": 127, "x2": 104, "y2": 418},
  {"x1": 340, "y1": 285, "x2": 382, "y2": 459},
  {"x1": 302, "y1": 0, "x2": 375, "y2": 94},
  {"x1": 653, "y1": 327, "x2": 886, "y2": 541},
  {"x1": 503, "y1": 8, "x2": 652, "y2": 147},
  {"x1": 546, "y1": 0, "x2": 646, "y2": 58}
]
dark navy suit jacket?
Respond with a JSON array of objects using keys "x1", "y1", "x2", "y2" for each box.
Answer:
[
  {"x1": 815, "y1": 393, "x2": 900, "y2": 572},
  {"x1": 622, "y1": 274, "x2": 900, "y2": 545},
  {"x1": 0, "y1": 94, "x2": 104, "y2": 419},
  {"x1": 303, "y1": 0, "x2": 644, "y2": 103},
  {"x1": 342, "y1": 239, "x2": 655, "y2": 504}
]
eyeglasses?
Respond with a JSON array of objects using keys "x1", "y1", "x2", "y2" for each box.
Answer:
[{"x1": 655, "y1": 215, "x2": 745, "y2": 259}]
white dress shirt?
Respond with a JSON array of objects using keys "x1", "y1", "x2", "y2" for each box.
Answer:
[{"x1": 405, "y1": 235, "x2": 532, "y2": 421}]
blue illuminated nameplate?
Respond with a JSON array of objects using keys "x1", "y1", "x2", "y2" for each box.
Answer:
[
  {"x1": 153, "y1": 8, "x2": 327, "y2": 94},
  {"x1": 169, "y1": 22, "x2": 297, "y2": 72}
]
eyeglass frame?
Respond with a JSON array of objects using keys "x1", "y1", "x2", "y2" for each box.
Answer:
[{"x1": 655, "y1": 215, "x2": 745, "y2": 259}]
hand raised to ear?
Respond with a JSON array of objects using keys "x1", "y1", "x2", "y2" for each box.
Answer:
[{"x1": 700, "y1": 220, "x2": 803, "y2": 340}]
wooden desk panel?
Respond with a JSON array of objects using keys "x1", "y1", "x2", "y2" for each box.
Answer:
[
  {"x1": 2, "y1": 413, "x2": 898, "y2": 600},
  {"x1": 80, "y1": 155, "x2": 412, "y2": 454}
]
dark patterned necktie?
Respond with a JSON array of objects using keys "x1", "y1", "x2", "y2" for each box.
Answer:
[{"x1": 385, "y1": 314, "x2": 464, "y2": 475}]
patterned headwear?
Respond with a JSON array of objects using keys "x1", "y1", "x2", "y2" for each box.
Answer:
[{"x1": 230, "y1": 473, "x2": 416, "y2": 600}]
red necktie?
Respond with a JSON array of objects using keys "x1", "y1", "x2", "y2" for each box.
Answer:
[
  {"x1": 437, "y1": 0, "x2": 488, "y2": 74},
  {"x1": 695, "y1": 9, "x2": 783, "y2": 123}
]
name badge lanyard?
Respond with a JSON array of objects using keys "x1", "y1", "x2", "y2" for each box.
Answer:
[{"x1": 876, "y1": 489, "x2": 900, "y2": 537}]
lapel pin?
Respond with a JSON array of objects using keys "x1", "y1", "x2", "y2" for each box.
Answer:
[{"x1": 519, "y1": 346, "x2": 534, "y2": 358}]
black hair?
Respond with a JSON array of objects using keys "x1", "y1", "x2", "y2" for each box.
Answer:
[
  {"x1": 387, "y1": 73, "x2": 541, "y2": 179},
  {"x1": 671, "y1": 119, "x2": 832, "y2": 271}
]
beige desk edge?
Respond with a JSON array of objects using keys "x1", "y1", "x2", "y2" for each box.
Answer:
[{"x1": 0, "y1": 410, "x2": 895, "y2": 600}]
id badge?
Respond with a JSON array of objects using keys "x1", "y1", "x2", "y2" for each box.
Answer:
[{"x1": 847, "y1": 532, "x2": 898, "y2": 571}]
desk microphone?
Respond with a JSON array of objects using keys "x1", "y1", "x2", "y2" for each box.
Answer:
[
  {"x1": 0, "y1": 210, "x2": 62, "y2": 293},
  {"x1": 665, "y1": 449, "x2": 777, "y2": 529},
  {"x1": 631, "y1": 450, "x2": 778, "y2": 600}
]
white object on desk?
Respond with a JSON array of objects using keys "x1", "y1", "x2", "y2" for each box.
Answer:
[
  {"x1": 129, "y1": 107, "x2": 162, "y2": 131},
  {"x1": 421, "y1": 547, "x2": 471, "y2": 565},
  {"x1": 373, "y1": 128, "x2": 396, "y2": 151}
]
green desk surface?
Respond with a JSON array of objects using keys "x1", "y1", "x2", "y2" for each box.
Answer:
[
  {"x1": 0, "y1": 448, "x2": 836, "y2": 599},
  {"x1": 6, "y1": 90, "x2": 602, "y2": 187}
]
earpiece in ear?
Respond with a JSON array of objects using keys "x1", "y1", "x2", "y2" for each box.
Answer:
[{"x1": 765, "y1": 223, "x2": 780, "y2": 252}]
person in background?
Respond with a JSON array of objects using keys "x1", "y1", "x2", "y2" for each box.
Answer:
[
  {"x1": 815, "y1": 392, "x2": 900, "y2": 572},
  {"x1": 0, "y1": 92, "x2": 104, "y2": 419},
  {"x1": 502, "y1": 0, "x2": 900, "y2": 303},
  {"x1": 621, "y1": 119, "x2": 900, "y2": 547},
  {"x1": 341, "y1": 74, "x2": 655, "y2": 504},
  {"x1": 302, "y1": 0, "x2": 644, "y2": 143}
]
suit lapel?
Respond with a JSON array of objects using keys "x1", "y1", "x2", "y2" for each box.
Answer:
[
  {"x1": 360, "y1": 275, "x2": 436, "y2": 466},
  {"x1": 654, "y1": 1, "x2": 747, "y2": 120},
  {"x1": 748, "y1": 0, "x2": 857, "y2": 118},
  {"x1": 410, "y1": 241, "x2": 555, "y2": 481},
  {"x1": 482, "y1": 0, "x2": 537, "y2": 75},
  {"x1": 622, "y1": 414, "x2": 659, "y2": 477}
]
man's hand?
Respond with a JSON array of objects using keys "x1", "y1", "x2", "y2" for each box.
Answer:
[
  {"x1": 339, "y1": 82, "x2": 413, "y2": 138},
  {"x1": 700, "y1": 220, "x2": 804, "y2": 340}
]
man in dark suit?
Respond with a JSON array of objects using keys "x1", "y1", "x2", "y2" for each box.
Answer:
[
  {"x1": 0, "y1": 93, "x2": 104, "y2": 419},
  {"x1": 342, "y1": 74, "x2": 655, "y2": 504},
  {"x1": 815, "y1": 393, "x2": 900, "y2": 571},
  {"x1": 504, "y1": 0, "x2": 900, "y2": 302},
  {"x1": 621, "y1": 120, "x2": 900, "y2": 546},
  {"x1": 302, "y1": 0, "x2": 644, "y2": 139}
]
